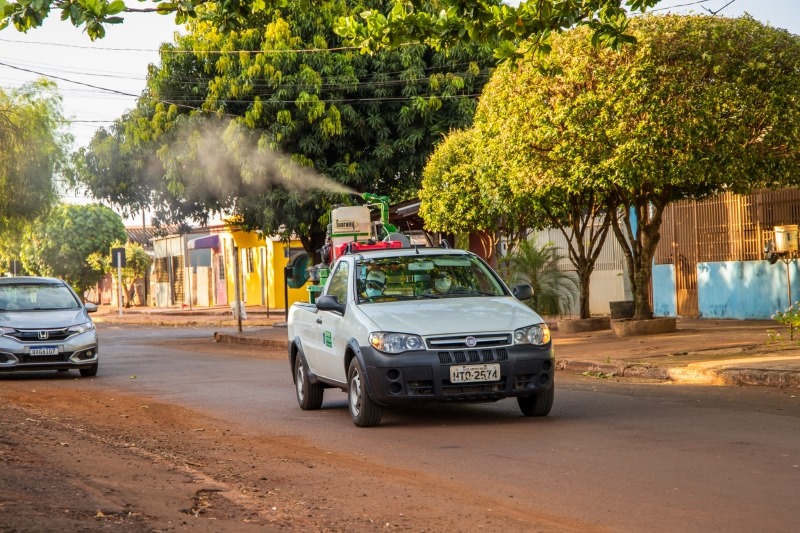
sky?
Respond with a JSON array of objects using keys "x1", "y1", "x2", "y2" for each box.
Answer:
[{"x1": 1, "y1": 0, "x2": 798, "y2": 216}]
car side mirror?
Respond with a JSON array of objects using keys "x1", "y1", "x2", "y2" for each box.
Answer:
[
  {"x1": 84, "y1": 302, "x2": 98, "y2": 313},
  {"x1": 316, "y1": 294, "x2": 345, "y2": 314},
  {"x1": 511, "y1": 284, "x2": 533, "y2": 301}
]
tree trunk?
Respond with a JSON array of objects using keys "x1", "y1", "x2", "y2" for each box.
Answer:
[
  {"x1": 577, "y1": 267, "x2": 592, "y2": 320},
  {"x1": 610, "y1": 195, "x2": 669, "y2": 322}
]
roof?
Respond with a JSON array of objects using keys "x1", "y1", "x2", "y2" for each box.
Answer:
[{"x1": 125, "y1": 225, "x2": 181, "y2": 246}]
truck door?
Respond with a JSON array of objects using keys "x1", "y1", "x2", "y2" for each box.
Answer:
[{"x1": 314, "y1": 261, "x2": 350, "y2": 383}]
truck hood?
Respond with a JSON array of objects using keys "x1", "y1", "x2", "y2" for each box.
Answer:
[{"x1": 360, "y1": 297, "x2": 544, "y2": 336}]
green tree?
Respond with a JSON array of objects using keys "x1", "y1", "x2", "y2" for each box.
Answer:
[
  {"x1": 77, "y1": 1, "x2": 494, "y2": 254},
  {"x1": 72, "y1": 118, "x2": 158, "y2": 221},
  {"x1": 472, "y1": 15, "x2": 800, "y2": 320},
  {"x1": 0, "y1": 80, "x2": 72, "y2": 228},
  {"x1": 504, "y1": 240, "x2": 578, "y2": 317},
  {"x1": 470, "y1": 28, "x2": 618, "y2": 320},
  {"x1": 2, "y1": 0, "x2": 661, "y2": 55},
  {"x1": 419, "y1": 127, "x2": 544, "y2": 266},
  {"x1": 89, "y1": 241, "x2": 152, "y2": 306},
  {"x1": 20, "y1": 204, "x2": 127, "y2": 295},
  {"x1": 336, "y1": 0, "x2": 661, "y2": 62}
]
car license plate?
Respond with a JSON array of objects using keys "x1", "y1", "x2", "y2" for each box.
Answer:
[
  {"x1": 30, "y1": 346, "x2": 58, "y2": 356},
  {"x1": 449, "y1": 363, "x2": 500, "y2": 383}
]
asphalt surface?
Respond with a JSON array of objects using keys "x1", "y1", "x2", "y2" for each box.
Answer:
[{"x1": 94, "y1": 304, "x2": 800, "y2": 389}]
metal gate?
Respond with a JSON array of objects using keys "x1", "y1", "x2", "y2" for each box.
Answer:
[{"x1": 663, "y1": 203, "x2": 700, "y2": 318}]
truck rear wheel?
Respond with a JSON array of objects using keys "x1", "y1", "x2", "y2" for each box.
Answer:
[
  {"x1": 347, "y1": 359, "x2": 382, "y2": 427},
  {"x1": 295, "y1": 351, "x2": 324, "y2": 410},
  {"x1": 517, "y1": 383, "x2": 554, "y2": 417}
]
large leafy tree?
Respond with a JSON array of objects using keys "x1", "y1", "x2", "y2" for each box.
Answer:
[
  {"x1": 419, "y1": 127, "x2": 544, "y2": 264},
  {"x1": 72, "y1": 117, "x2": 159, "y2": 221},
  {"x1": 471, "y1": 15, "x2": 800, "y2": 320},
  {"x1": 0, "y1": 80, "x2": 71, "y2": 228},
  {"x1": 78, "y1": 1, "x2": 494, "y2": 254},
  {"x1": 20, "y1": 204, "x2": 127, "y2": 295},
  {"x1": 2, "y1": 0, "x2": 661, "y2": 55}
]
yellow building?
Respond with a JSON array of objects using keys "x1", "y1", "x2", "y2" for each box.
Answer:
[
  {"x1": 223, "y1": 230, "x2": 310, "y2": 310},
  {"x1": 156, "y1": 224, "x2": 312, "y2": 310}
]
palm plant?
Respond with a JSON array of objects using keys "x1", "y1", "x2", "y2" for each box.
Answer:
[{"x1": 503, "y1": 240, "x2": 578, "y2": 317}]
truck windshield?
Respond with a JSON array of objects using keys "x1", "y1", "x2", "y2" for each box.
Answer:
[{"x1": 356, "y1": 254, "x2": 507, "y2": 303}]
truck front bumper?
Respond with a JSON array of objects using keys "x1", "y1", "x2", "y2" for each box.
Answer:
[{"x1": 359, "y1": 343, "x2": 554, "y2": 405}]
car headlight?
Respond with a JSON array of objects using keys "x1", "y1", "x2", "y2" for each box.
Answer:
[
  {"x1": 514, "y1": 323, "x2": 551, "y2": 346},
  {"x1": 0, "y1": 327, "x2": 17, "y2": 336},
  {"x1": 369, "y1": 332, "x2": 424, "y2": 354},
  {"x1": 67, "y1": 321, "x2": 95, "y2": 334}
]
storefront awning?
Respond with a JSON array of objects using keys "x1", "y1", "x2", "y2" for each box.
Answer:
[{"x1": 187, "y1": 234, "x2": 220, "y2": 252}]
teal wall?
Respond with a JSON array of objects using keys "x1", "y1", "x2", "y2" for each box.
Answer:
[
  {"x1": 697, "y1": 260, "x2": 799, "y2": 319},
  {"x1": 652, "y1": 264, "x2": 676, "y2": 317},
  {"x1": 652, "y1": 260, "x2": 799, "y2": 319}
]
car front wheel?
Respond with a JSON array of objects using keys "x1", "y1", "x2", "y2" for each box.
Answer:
[
  {"x1": 347, "y1": 358, "x2": 382, "y2": 427},
  {"x1": 79, "y1": 362, "x2": 98, "y2": 378}
]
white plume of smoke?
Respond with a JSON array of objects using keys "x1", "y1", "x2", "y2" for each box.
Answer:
[{"x1": 163, "y1": 116, "x2": 357, "y2": 199}]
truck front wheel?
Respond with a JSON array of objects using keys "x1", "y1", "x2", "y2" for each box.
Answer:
[
  {"x1": 295, "y1": 351, "x2": 324, "y2": 410},
  {"x1": 517, "y1": 383, "x2": 554, "y2": 417},
  {"x1": 347, "y1": 359, "x2": 382, "y2": 427}
]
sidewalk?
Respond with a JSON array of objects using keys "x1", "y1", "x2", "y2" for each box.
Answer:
[{"x1": 94, "y1": 305, "x2": 800, "y2": 389}]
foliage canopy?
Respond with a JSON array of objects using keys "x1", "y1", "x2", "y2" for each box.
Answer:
[
  {"x1": 76, "y1": 0, "x2": 493, "y2": 254},
  {"x1": 424, "y1": 14, "x2": 800, "y2": 320},
  {"x1": 20, "y1": 204, "x2": 127, "y2": 295},
  {"x1": 0, "y1": 80, "x2": 72, "y2": 228}
]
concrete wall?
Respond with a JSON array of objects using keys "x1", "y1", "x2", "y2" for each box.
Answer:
[
  {"x1": 697, "y1": 260, "x2": 800, "y2": 319},
  {"x1": 653, "y1": 264, "x2": 677, "y2": 317}
]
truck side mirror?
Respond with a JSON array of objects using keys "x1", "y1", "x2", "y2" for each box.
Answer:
[
  {"x1": 511, "y1": 283, "x2": 533, "y2": 301},
  {"x1": 316, "y1": 295, "x2": 345, "y2": 314}
]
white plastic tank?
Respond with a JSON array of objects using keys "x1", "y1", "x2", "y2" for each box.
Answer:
[
  {"x1": 774, "y1": 225, "x2": 799, "y2": 253},
  {"x1": 331, "y1": 206, "x2": 372, "y2": 248}
]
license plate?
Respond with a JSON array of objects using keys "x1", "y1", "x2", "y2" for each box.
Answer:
[
  {"x1": 449, "y1": 363, "x2": 500, "y2": 383},
  {"x1": 30, "y1": 346, "x2": 58, "y2": 356}
]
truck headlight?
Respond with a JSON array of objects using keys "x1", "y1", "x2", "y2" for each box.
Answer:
[
  {"x1": 369, "y1": 332, "x2": 424, "y2": 354},
  {"x1": 67, "y1": 321, "x2": 95, "y2": 334},
  {"x1": 513, "y1": 323, "x2": 551, "y2": 346}
]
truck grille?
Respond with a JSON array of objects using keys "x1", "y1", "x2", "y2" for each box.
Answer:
[
  {"x1": 427, "y1": 334, "x2": 510, "y2": 350},
  {"x1": 437, "y1": 348, "x2": 509, "y2": 364}
]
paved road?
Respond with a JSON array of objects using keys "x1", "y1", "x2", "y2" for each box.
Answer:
[{"x1": 15, "y1": 324, "x2": 800, "y2": 532}]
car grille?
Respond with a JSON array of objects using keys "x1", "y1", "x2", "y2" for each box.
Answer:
[
  {"x1": 6, "y1": 328, "x2": 72, "y2": 342},
  {"x1": 437, "y1": 348, "x2": 509, "y2": 364},
  {"x1": 426, "y1": 334, "x2": 510, "y2": 350},
  {"x1": 20, "y1": 353, "x2": 69, "y2": 364}
]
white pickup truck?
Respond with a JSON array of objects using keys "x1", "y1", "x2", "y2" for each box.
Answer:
[{"x1": 287, "y1": 246, "x2": 554, "y2": 427}]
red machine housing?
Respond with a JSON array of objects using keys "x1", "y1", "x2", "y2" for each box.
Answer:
[{"x1": 332, "y1": 240, "x2": 403, "y2": 262}]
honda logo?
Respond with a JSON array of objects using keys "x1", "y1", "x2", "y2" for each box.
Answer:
[{"x1": 38, "y1": 331, "x2": 49, "y2": 340}]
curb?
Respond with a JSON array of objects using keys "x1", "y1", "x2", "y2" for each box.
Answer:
[
  {"x1": 558, "y1": 359, "x2": 800, "y2": 388},
  {"x1": 213, "y1": 332, "x2": 288, "y2": 350}
]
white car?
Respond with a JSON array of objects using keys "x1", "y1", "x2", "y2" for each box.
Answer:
[
  {"x1": 288, "y1": 247, "x2": 554, "y2": 427},
  {"x1": 0, "y1": 277, "x2": 99, "y2": 377}
]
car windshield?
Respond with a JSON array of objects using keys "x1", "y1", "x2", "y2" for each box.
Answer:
[
  {"x1": 356, "y1": 254, "x2": 507, "y2": 303},
  {"x1": 0, "y1": 283, "x2": 80, "y2": 311}
]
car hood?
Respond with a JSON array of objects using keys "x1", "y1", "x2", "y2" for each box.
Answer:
[
  {"x1": 0, "y1": 309, "x2": 91, "y2": 328},
  {"x1": 360, "y1": 297, "x2": 544, "y2": 336}
]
